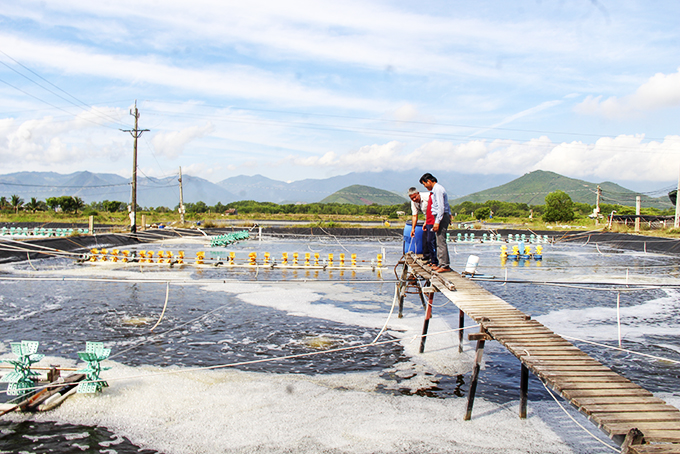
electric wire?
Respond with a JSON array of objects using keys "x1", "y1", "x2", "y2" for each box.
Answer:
[
  {"x1": 540, "y1": 380, "x2": 620, "y2": 452},
  {"x1": 147, "y1": 100, "x2": 680, "y2": 144},
  {"x1": 0, "y1": 48, "x2": 126, "y2": 127},
  {"x1": 141, "y1": 107, "x2": 679, "y2": 154}
]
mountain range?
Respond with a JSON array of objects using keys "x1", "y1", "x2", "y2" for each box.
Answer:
[
  {"x1": 0, "y1": 170, "x2": 515, "y2": 207},
  {"x1": 320, "y1": 185, "x2": 407, "y2": 205},
  {"x1": 0, "y1": 170, "x2": 672, "y2": 209},
  {"x1": 451, "y1": 170, "x2": 673, "y2": 209}
]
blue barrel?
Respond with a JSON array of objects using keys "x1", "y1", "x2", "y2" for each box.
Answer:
[{"x1": 403, "y1": 221, "x2": 423, "y2": 254}]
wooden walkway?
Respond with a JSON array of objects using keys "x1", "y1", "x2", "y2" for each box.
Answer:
[{"x1": 402, "y1": 254, "x2": 680, "y2": 454}]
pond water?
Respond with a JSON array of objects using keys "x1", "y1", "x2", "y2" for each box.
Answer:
[{"x1": 1, "y1": 235, "x2": 679, "y2": 453}]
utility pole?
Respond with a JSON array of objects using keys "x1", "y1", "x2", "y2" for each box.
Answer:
[
  {"x1": 120, "y1": 101, "x2": 149, "y2": 233},
  {"x1": 675, "y1": 164, "x2": 680, "y2": 229},
  {"x1": 595, "y1": 185, "x2": 601, "y2": 226},
  {"x1": 178, "y1": 166, "x2": 185, "y2": 224}
]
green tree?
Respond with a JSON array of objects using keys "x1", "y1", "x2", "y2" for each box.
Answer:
[
  {"x1": 73, "y1": 196, "x2": 85, "y2": 214},
  {"x1": 46, "y1": 197, "x2": 60, "y2": 211},
  {"x1": 102, "y1": 200, "x2": 124, "y2": 212},
  {"x1": 475, "y1": 206, "x2": 491, "y2": 220},
  {"x1": 10, "y1": 194, "x2": 23, "y2": 214},
  {"x1": 543, "y1": 190, "x2": 575, "y2": 223},
  {"x1": 0, "y1": 196, "x2": 7, "y2": 210},
  {"x1": 25, "y1": 197, "x2": 41, "y2": 213},
  {"x1": 55, "y1": 196, "x2": 85, "y2": 213}
]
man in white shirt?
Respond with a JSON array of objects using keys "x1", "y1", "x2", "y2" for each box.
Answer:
[
  {"x1": 419, "y1": 173, "x2": 451, "y2": 272},
  {"x1": 408, "y1": 187, "x2": 436, "y2": 264}
]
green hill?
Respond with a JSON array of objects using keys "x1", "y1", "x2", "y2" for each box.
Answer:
[
  {"x1": 320, "y1": 185, "x2": 407, "y2": 205},
  {"x1": 451, "y1": 170, "x2": 672, "y2": 209}
]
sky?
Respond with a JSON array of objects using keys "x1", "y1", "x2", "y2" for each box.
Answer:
[{"x1": 0, "y1": 0, "x2": 679, "y2": 192}]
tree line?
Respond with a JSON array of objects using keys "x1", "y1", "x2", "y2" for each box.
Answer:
[
  {"x1": 0, "y1": 195, "x2": 89, "y2": 214},
  {"x1": 0, "y1": 191, "x2": 673, "y2": 222}
]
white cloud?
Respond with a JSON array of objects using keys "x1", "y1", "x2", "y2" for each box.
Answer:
[
  {"x1": 181, "y1": 162, "x2": 223, "y2": 179},
  {"x1": 151, "y1": 123, "x2": 215, "y2": 159},
  {"x1": 292, "y1": 141, "x2": 405, "y2": 172},
  {"x1": 291, "y1": 134, "x2": 680, "y2": 181},
  {"x1": 390, "y1": 104, "x2": 421, "y2": 122},
  {"x1": 0, "y1": 107, "x2": 126, "y2": 170},
  {"x1": 0, "y1": 33, "x2": 389, "y2": 112},
  {"x1": 576, "y1": 68, "x2": 680, "y2": 118}
]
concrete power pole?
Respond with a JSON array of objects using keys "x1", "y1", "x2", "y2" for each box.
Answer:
[
  {"x1": 675, "y1": 164, "x2": 680, "y2": 228},
  {"x1": 178, "y1": 166, "x2": 185, "y2": 224},
  {"x1": 120, "y1": 101, "x2": 149, "y2": 233},
  {"x1": 595, "y1": 185, "x2": 601, "y2": 226}
]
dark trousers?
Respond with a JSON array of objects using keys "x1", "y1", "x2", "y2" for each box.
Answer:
[
  {"x1": 423, "y1": 224, "x2": 437, "y2": 265},
  {"x1": 435, "y1": 213, "x2": 450, "y2": 267}
]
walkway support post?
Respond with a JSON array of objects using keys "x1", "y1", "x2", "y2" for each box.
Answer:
[
  {"x1": 419, "y1": 291, "x2": 434, "y2": 353},
  {"x1": 397, "y1": 262, "x2": 408, "y2": 318},
  {"x1": 458, "y1": 309, "x2": 465, "y2": 353},
  {"x1": 519, "y1": 363, "x2": 529, "y2": 419},
  {"x1": 465, "y1": 327, "x2": 490, "y2": 421}
]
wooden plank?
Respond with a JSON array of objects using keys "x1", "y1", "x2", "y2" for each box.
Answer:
[
  {"x1": 537, "y1": 371, "x2": 627, "y2": 378},
  {"x1": 486, "y1": 322, "x2": 549, "y2": 328},
  {"x1": 512, "y1": 353, "x2": 593, "y2": 360},
  {"x1": 593, "y1": 412, "x2": 680, "y2": 423},
  {"x1": 572, "y1": 396, "x2": 669, "y2": 406},
  {"x1": 482, "y1": 330, "x2": 556, "y2": 339},
  {"x1": 502, "y1": 333, "x2": 568, "y2": 339},
  {"x1": 554, "y1": 381, "x2": 641, "y2": 389},
  {"x1": 481, "y1": 321, "x2": 543, "y2": 327},
  {"x1": 629, "y1": 446, "x2": 680, "y2": 454},
  {"x1": 523, "y1": 360, "x2": 605, "y2": 367},
  {"x1": 641, "y1": 433, "x2": 680, "y2": 443},
  {"x1": 522, "y1": 354, "x2": 602, "y2": 361},
  {"x1": 510, "y1": 346, "x2": 583, "y2": 352},
  {"x1": 586, "y1": 404, "x2": 680, "y2": 414},
  {"x1": 462, "y1": 310, "x2": 528, "y2": 317},
  {"x1": 604, "y1": 422, "x2": 680, "y2": 434},
  {"x1": 529, "y1": 365, "x2": 612, "y2": 372},
  {"x1": 488, "y1": 329, "x2": 556, "y2": 336},
  {"x1": 562, "y1": 388, "x2": 654, "y2": 398},
  {"x1": 474, "y1": 315, "x2": 532, "y2": 320}
]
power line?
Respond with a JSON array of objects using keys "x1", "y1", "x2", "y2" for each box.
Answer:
[
  {"x1": 148, "y1": 100, "x2": 680, "y2": 144},
  {"x1": 0, "y1": 76, "x2": 120, "y2": 131},
  {"x1": 0, "y1": 48, "x2": 126, "y2": 128},
  {"x1": 0, "y1": 182, "x2": 129, "y2": 189},
  {"x1": 141, "y1": 107, "x2": 680, "y2": 155}
]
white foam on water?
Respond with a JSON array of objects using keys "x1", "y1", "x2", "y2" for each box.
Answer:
[
  {"x1": 200, "y1": 281, "x2": 474, "y2": 378},
  {"x1": 536, "y1": 288, "x2": 680, "y2": 343},
  {"x1": 7, "y1": 362, "x2": 612, "y2": 454}
]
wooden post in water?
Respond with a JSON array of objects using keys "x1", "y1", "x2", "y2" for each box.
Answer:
[
  {"x1": 519, "y1": 363, "x2": 529, "y2": 419},
  {"x1": 88, "y1": 215, "x2": 94, "y2": 235},
  {"x1": 419, "y1": 292, "x2": 434, "y2": 353},
  {"x1": 458, "y1": 309, "x2": 465, "y2": 353},
  {"x1": 397, "y1": 263, "x2": 408, "y2": 318},
  {"x1": 465, "y1": 330, "x2": 490, "y2": 421}
]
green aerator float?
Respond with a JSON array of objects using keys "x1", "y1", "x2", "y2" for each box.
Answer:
[
  {"x1": 76, "y1": 342, "x2": 111, "y2": 394},
  {"x1": 0, "y1": 340, "x2": 112, "y2": 414},
  {"x1": 0, "y1": 341, "x2": 44, "y2": 396}
]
